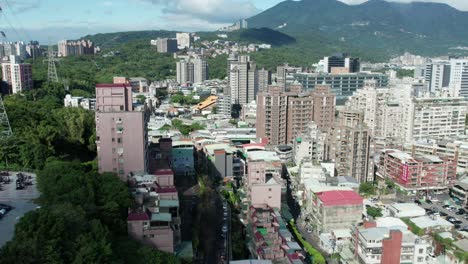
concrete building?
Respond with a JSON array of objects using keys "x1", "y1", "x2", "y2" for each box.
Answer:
[
  {"x1": 449, "y1": 58, "x2": 468, "y2": 97},
  {"x1": 322, "y1": 53, "x2": 360, "y2": 73},
  {"x1": 256, "y1": 84, "x2": 335, "y2": 146},
  {"x1": 376, "y1": 149, "x2": 457, "y2": 191},
  {"x1": 451, "y1": 178, "x2": 468, "y2": 209},
  {"x1": 258, "y1": 68, "x2": 271, "y2": 92},
  {"x1": 171, "y1": 140, "x2": 195, "y2": 177},
  {"x1": 309, "y1": 190, "x2": 363, "y2": 234},
  {"x1": 245, "y1": 160, "x2": 282, "y2": 209},
  {"x1": 95, "y1": 83, "x2": 149, "y2": 180},
  {"x1": 58, "y1": 40, "x2": 95, "y2": 56},
  {"x1": 276, "y1": 64, "x2": 302, "y2": 91},
  {"x1": 403, "y1": 139, "x2": 468, "y2": 173},
  {"x1": 292, "y1": 122, "x2": 326, "y2": 165},
  {"x1": 176, "y1": 32, "x2": 193, "y2": 49},
  {"x1": 424, "y1": 60, "x2": 451, "y2": 93},
  {"x1": 229, "y1": 55, "x2": 258, "y2": 105},
  {"x1": 26, "y1": 41, "x2": 42, "y2": 59},
  {"x1": 403, "y1": 95, "x2": 467, "y2": 142},
  {"x1": 127, "y1": 171, "x2": 180, "y2": 253},
  {"x1": 352, "y1": 220, "x2": 433, "y2": 264},
  {"x1": 311, "y1": 84, "x2": 336, "y2": 130},
  {"x1": 176, "y1": 59, "x2": 194, "y2": 84},
  {"x1": 193, "y1": 57, "x2": 208, "y2": 83},
  {"x1": 293, "y1": 72, "x2": 389, "y2": 102},
  {"x1": 387, "y1": 203, "x2": 426, "y2": 218},
  {"x1": 155, "y1": 38, "x2": 178, "y2": 53},
  {"x1": 129, "y1": 77, "x2": 149, "y2": 93},
  {"x1": 1, "y1": 55, "x2": 33, "y2": 94},
  {"x1": 325, "y1": 109, "x2": 373, "y2": 183}
]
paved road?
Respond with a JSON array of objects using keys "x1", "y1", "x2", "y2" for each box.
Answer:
[
  {"x1": 0, "y1": 172, "x2": 39, "y2": 247},
  {"x1": 420, "y1": 201, "x2": 468, "y2": 229}
]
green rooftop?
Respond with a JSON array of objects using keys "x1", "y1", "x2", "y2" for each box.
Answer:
[
  {"x1": 258, "y1": 228, "x2": 268, "y2": 236},
  {"x1": 151, "y1": 212, "x2": 172, "y2": 222},
  {"x1": 159, "y1": 199, "x2": 179, "y2": 208}
]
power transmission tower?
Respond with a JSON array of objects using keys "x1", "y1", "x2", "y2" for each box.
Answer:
[
  {"x1": 0, "y1": 95, "x2": 12, "y2": 139},
  {"x1": 44, "y1": 43, "x2": 59, "y2": 83}
]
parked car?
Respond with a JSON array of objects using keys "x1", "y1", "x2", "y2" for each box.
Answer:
[
  {"x1": 440, "y1": 212, "x2": 448, "y2": 217},
  {"x1": 415, "y1": 200, "x2": 422, "y2": 205},
  {"x1": 443, "y1": 205, "x2": 451, "y2": 209},
  {"x1": 222, "y1": 226, "x2": 228, "y2": 233},
  {"x1": 426, "y1": 199, "x2": 433, "y2": 204}
]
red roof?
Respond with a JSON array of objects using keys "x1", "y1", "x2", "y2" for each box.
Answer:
[
  {"x1": 157, "y1": 186, "x2": 177, "y2": 193},
  {"x1": 154, "y1": 168, "x2": 174, "y2": 176},
  {"x1": 317, "y1": 190, "x2": 363, "y2": 206},
  {"x1": 96, "y1": 83, "x2": 129, "y2": 88},
  {"x1": 127, "y1": 212, "x2": 149, "y2": 221},
  {"x1": 288, "y1": 253, "x2": 301, "y2": 260}
]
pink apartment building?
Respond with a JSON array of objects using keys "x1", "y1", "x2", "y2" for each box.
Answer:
[
  {"x1": 95, "y1": 83, "x2": 149, "y2": 180},
  {"x1": 246, "y1": 161, "x2": 282, "y2": 209}
]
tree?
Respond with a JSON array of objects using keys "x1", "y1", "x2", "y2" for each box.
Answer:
[
  {"x1": 366, "y1": 207, "x2": 383, "y2": 218},
  {"x1": 359, "y1": 182, "x2": 376, "y2": 196},
  {"x1": 136, "y1": 94, "x2": 146, "y2": 104},
  {"x1": 211, "y1": 106, "x2": 218, "y2": 114}
]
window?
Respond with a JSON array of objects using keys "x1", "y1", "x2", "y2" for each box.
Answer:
[
  {"x1": 117, "y1": 138, "x2": 122, "y2": 143},
  {"x1": 150, "y1": 234, "x2": 154, "y2": 238},
  {"x1": 417, "y1": 257, "x2": 423, "y2": 262},
  {"x1": 112, "y1": 138, "x2": 115, "y2": 142},
  {"x1": 268, "y1": 196, "x2": 272, "y2": 199},
  {"x1": 268, "y1": 188, "x2": 272, "y2": 191},
  {"x1": 419, "y1": 248, "x2": 424, "y2": 254}
]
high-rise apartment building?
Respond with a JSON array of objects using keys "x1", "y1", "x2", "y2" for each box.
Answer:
[
  {"x1": 449, "y1": 58, "x2": 468, "y2": 97},
  {"x1": 325, "y1": 109, "x2": 373, "y2": 183},
  {"x1": 424, "y1": 60, "x2": 451, "y2": 93},
  {"x1": 403, "y1": 95, "x2": 467, "y2": 142},
  {"x1": 155, "y1": 38, "x2": 178, "y2": 53},
  {"x1": 193, "y1": 57, "x2": 208, "y2": 83},
  {"x1": 256, "y1": 83, "x2": 335, "y2": 146},
  {"x1": 1, "y1": 55, "x2": 33, "y2": 94},
  {"x1": 176, "y1": 32, "x2": 193, "y2": 49},
  {"x1": 311, "y1": 84, "x2": 336, "y2": 130},
  {"x1": 95, "y1": 83, "x2": 149, "y2": 180},
  {"x1": 26, "y1": 41, "x2": 43, "y2": 59},
  {"x1": 58, "y1": 40, "x2": 96, "y2": 57},
  {"x1": 276, "y1": 63, "x2": 302, "y2": 91},
  {"x1": 257, "y1": 68, "x2": 271, "y2": 92},
  {"x1": 176, "y1": 57, "x2": 208, "y2": 84},
  {"x1": 229, "y1": 55, "x2": 258, "y2": 105}
]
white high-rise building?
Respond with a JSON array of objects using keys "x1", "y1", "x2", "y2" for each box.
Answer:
[
  {"x1": 193, "y1": 57, "x2": 208, "y2": 83},
  {"x1": 449, "y1": 59, "x2": 468, "y2": 97},
  {"x1": 1, "y1": 55, "x2": 33, "y2": 94},
  {"x1": 176, "y1": 33, "x2": 193, "y2": 49},
  {"x1": 229, "y1": 55, "x2": 258, "y2": 105},
  {"x1": 424, "y1": 60, "x2": 451, "y2": 93}
]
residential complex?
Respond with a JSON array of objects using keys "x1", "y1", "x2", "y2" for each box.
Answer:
[
  {"x1": 1, "y1": 55, "x2": 33, "y2": 94},
  {"x1": 449, "y1": 58, "x2": 468, "y2": 97},
  {"x1": 176, "y1": 57, "x2": 208, "y2": 84},
  {"x1": 154, "y1": 38, "x2": 178, "y2": 53},
  {"x1": 325, "y1": 109, "x2": 373, "y2": 183},
  {"x1": 320, "y1": 53, "x2": 360, "y2": 73},
  {"x1": 256, "y1": 83, "x2": 335, "y2": 146},
  {"x1": 58, "y1": 40, "x2": 96, "y2": 56},
  {"x1": 228, "y1": 55, "x2": 258, "y2": 106},
  {"x1": 376, "y1": 149, "x2": 457, "y2": 190},
  {"x1": 95, "y1": 83, "x2": 149, "y2": 179}
]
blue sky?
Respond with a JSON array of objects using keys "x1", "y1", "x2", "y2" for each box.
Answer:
[{"x1": 0, "y1": 0, "x2": 467, "y2": 43}]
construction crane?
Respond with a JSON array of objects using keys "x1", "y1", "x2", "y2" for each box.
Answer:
[{"x1": 0, "y1": 95, "x2": 12, "y2": 139}]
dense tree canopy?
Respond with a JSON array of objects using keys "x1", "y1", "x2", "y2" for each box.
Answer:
[{"x1": 0, "y1": 160, "x2": 181, "y2": 264}]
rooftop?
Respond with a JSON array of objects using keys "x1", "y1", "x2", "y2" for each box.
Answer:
[
  {"x1": 96, "y1": 83, "x2": 128, "y2": 88},
  {"x1": 151, "y1": 212, "x2": 172, "y2": 222},
  {"x1": 411, "y1": 216, "x2": 453, "y2": 229},
  {"x1": 247, "y1": 151, "x2": 281, "y2": 162},
  {"x1": 127, "y1": 211, "x2": 150, "y2": 221},
  {"x1": 317, "y1": 190, "x2": 363, "y2": 206},
  {"x1": 360, "y1": 227, "x2": 390, "y2": 241}
]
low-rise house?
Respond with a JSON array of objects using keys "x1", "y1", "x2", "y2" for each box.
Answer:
[
  {"x1": 410, "y1": 216, "x2": 454, "y2": 234},
  {"x1": 352, "y1": 219, "x2": 433, "y2": 264},
  {"x1": 387, "y1": 203, "x2": 426, "y2": 218}
]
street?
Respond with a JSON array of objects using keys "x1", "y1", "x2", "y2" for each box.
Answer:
[{"x1": 0, "y1": 172, "x2": 39, "y2": 247}]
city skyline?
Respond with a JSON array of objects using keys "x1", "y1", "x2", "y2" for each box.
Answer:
[{"x1": 0, "y1": 0, "x2": 468, "y2": 43}]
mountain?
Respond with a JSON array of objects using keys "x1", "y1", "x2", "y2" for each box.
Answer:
[
  {"x1": 81, "y1": 30, "x2": 177, "y2": 47},
  {"x1": 247, "y1": 0, "x2": 468, "y2": 56},
  {"x1": 222, "y1": 28, "x2": 296, "y2": 46}
]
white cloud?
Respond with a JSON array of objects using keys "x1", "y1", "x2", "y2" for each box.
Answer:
[
  {"x1": 139, "y1": 0, "x2": 260, "y2": 23},
  {"x1": 337, "y1": 0, "x2": 468, "y2": 11}
]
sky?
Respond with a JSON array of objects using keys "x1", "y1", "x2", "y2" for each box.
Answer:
[{"x1": 0, "y1": 0, "x2": 467, "y2": 43}]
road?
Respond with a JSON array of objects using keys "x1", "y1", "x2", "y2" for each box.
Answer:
[{"x1": 0, "y1": 172, "x2": 39, "y2": 247}]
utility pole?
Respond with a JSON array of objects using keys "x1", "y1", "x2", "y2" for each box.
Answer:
[{"x1": 0, "y1": 95, "x2": 12, "y2": 139}]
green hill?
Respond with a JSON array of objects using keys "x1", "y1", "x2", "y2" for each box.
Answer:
[
  {"x1": 81, "y1": 30, "x2": 177, "y2": 47},
  {"x1": 247, "y1": 0, "x2": 468, "y2": 57}
]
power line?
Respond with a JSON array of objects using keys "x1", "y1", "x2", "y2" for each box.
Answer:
[
  {"x1": 2, "y1": 0, "x2": 34, "y2": 41},
  {"x1": 0, "y1": 5, "x2": 25, "y2": 41}
]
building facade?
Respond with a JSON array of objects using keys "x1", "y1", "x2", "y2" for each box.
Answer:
[
  {"x1": 176, "y1": 32, "x2": 193, "y2": 49},
  {"x1": 376, "y1": 149, "x2": 457, "y2": 190},
  {"x1": 1, "y1": 55, "x2": 33, "y2": 94},
  {"x1": 449, "y1": 58, "x2": 468, "y2": 97},
  {"x1": 155, "y1": 38, "x2": 178, "y2": 53},
  {"x1": 95, "y1": 83, "x2": 149, "y2": 180},
  {"x1": 58, "y1": 40, "x2": 96, "y2": 56},
  {"x1": 325, "y1": 109, "x2": 373, "y2": 183},
  {"x1": 229, "y1": 55, "x2": 258, "y2": 105}
]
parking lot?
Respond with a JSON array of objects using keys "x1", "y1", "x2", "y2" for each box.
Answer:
[
  {"x1": 419, "y1": 200, "x2": 468, "y2": 231},
  {"x1": 0, "y1": 172, "x2": 39, "y2": 247}
]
